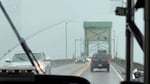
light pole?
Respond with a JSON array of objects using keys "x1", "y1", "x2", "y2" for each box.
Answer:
[
  {"x1": 74, "y1": 39, "x2": 76, "y2": 58},
  {"x1": 65, "y1": 20, "x2": 75, "y2": 59},
  {"x1": 75, "y1": 38, "x2": 83, "y2": 57},
  {"x1": 65, "y1": 22, "x2": 68, "y2": 59},
  {"x1": 113, "y1": 30, "x2": 118, "y2": 63},
  {"x1": 113, "y1": 30, "x2": 116, "y2": 60},
  {"x1": 80, "y1": 38, "x2": 82, "y2": 56},
  {"x1": 116, "y1": 35, "x2": 118, "y2": 59}
]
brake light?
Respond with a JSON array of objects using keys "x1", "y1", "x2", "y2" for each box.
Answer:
[
  {"x1": 107, "y1": 58, "x2": 111, "y2": 63},
  {"x1": 91, "y1": 59, "x2": 94, "y2": 63}
]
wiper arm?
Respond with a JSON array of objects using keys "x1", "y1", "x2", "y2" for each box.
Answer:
[
  {"x1": 20, "y1": 38, "x2": 45, "y2": 74},
  {"x1": 0, "y1": 1, "x2": 45, "y2": 74}
]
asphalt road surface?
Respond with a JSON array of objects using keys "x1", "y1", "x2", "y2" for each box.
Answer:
[
  {"x1": 81, "y1": 64, "x2": 124, "y2": 84},
  {"x1": 51, "y1": 62, "x2": 124, "y2": 84}
]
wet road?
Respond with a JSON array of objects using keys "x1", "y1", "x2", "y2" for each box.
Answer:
[
  {"x1": 81, "y1": 64, "x2": 123, "y2": 84},
  {"x1": 51, "y1": 62, "x2": 86, "y2": 75},
  {"x1": 51, "y1": 62, "x2": 124, "y2": 84}
]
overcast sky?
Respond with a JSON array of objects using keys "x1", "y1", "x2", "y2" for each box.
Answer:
[{"x1": 0, "y1": 0, "x2": 144, "y2": 64}]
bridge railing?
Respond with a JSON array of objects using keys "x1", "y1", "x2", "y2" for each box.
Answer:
[
  {"x1": 51, "y1": 59, "x2": 75, "y2": 68},
  {"x1": 112, "y1": 58, "x2": 144, "y2": 71}
]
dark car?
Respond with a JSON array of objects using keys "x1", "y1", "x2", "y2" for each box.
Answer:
[
  {"x1": 75, "y1": 56, "x2": 86, "y2": 63},
  {"x1": 90, "y1": 53, "x2": 110, "y2": 72}
]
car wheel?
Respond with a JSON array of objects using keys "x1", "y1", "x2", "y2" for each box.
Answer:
[
  {"x1": 107, "y1": 67, "x2": 110, "y2": 72},
  {"x1": 91, "y1": 67, "x2": 94, "y2": 72}
]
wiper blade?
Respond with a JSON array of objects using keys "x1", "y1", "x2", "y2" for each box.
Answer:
[
  {"x1": 19, "y1": 38, "x2": 45, "y2": 74},
  {"x1": 0, "y1": 1, "x2": 45, "y2": 74}
]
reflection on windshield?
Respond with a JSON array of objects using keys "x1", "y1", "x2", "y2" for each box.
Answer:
[
  {"x1": 93, "y1": 54, "x2": 109, "y2": 59},
  {"x1": 12, "y1": 53, "x2": 42, "y2": 62}
]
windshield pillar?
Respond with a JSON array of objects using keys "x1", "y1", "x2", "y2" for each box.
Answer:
[
  {"x1": 125, "y1": 0, "x2": 135, "y2": 81},
  {"x1": 144, "y1": 0, "x2": 150, "y2": 84}
]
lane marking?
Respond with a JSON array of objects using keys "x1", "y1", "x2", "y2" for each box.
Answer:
[
  {"x1": 72, "y1": 62, "x2": 90, "y2": 76},
  {"x1": 110, "y1": 64, "x2": 124, "y2": 81}
]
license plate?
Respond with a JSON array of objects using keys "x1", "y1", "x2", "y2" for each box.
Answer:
[{"x1": 98, "y1": 64, "x2": 102, "y2": 67}]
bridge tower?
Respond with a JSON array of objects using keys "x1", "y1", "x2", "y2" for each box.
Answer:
[{"x1": 84, "y1": 21, "x2": 112, "y2": 58}]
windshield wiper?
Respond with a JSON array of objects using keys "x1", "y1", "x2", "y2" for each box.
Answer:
[{"x1": 0, "y1": 1, "x2": 45, "y2": 74}]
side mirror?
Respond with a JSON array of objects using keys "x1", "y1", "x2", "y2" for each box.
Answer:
[
  {"x1": 44, "y1": 58, "x2": 51, "y2": 61},
  {"x1": 44, "y1": 57, "x2": 51, "y2": 61},
  {"x1": 44, "y1": 59, "x2": 51, "y2": 61},
  {"x1": 5, "y1": 59, "x2": 11, "y2": 63},
  {"x1": 134, "y1": 72, "x2": 142, "y2": 78}
]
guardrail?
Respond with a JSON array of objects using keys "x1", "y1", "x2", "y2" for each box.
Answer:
[
  {"x1": 51, "y1": 59, "x2": 75, "y2": 68},
  {"x1": 111, "y1": 58, "x2": 144, "y2": 82},
  {"x1": 112, "y1": 58, "x2": 144, "y2": 71}
]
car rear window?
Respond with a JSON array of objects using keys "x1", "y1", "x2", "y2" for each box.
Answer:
[
  {"x1": 93, "y1": 54, "x2": 109, "y2": 59},
  {"x1": 12, "y1": 53, "x2": 42, "y2": 62}
]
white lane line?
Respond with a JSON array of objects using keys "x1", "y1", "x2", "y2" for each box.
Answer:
[{"x1": 110, "y1": 64, "x2": 124, "y2": 81}]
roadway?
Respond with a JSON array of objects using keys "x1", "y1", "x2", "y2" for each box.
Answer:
[
  {"x1": 81, "y1": 64, "x2": 123, "y2": 84},
  {"x1": 51, "y1": 62, "x2": 124, "y2": 84},
  {"x1": 51, "y1": 63, "x2": 85, "y2": 75}
]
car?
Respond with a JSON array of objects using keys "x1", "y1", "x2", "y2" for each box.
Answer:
[
  {"x1": 2, "y1": 52, "x2": 51, "y2": 75},
  {"x1": 90, "y1": 53, "x2": 110, "y2": 72},
  {"x1": 75, "y1": 56, "x2": 86, "y2": 63}
]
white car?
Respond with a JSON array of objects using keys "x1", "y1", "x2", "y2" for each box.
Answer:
[{"x1": 2, "y1": 52, "x2": 51, "y2": 74}]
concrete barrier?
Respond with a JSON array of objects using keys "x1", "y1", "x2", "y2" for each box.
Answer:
[
  {"x1": 51, "y1": 59, "x2": 74, "y2": 68},
  {"x1": 72, "y1": 62, "x2": 90, "y2": 76},
  {"x1": 112, "y1": 58, "x2": 144, "y2": 71}
]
